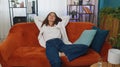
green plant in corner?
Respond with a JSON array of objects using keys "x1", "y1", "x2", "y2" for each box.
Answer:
[
  {"x1": 100, "y1": 7, "x2": 120, "y2": 49},
  {"x1": 100, "y1": 7, "x2": 120, "y2": 19},
  {"x1": 11, "y1": 0, "x2": 19, "y2": 7},
  {"x1": 109, "y1": 33, "x2": 120, "y2": 49}
]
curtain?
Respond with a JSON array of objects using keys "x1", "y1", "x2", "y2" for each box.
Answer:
[
  {"x1": 0, "y1": 0, "x2": 11, "y2": 42},
  {"x1": 98, "y1": 0, "x2": 105, "y2": 10},
  {"x1": 97, "y1": 0, "x2": 105, "y2": 26},
  {"x1": 91, "y1": 0, "x2": 98, "y2": 25}
]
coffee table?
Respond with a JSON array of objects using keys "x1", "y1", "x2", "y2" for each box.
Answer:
[{"x1": 90, "y1": 62, "x2": 120, "y2": 67}]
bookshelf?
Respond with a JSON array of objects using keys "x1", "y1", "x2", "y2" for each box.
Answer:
[
  {"x1": 8, "y1": 0, "x2": 38, "y2": 26},
  {"x1": 67, "y1": 0, "x2": 95, "y2": 22}
]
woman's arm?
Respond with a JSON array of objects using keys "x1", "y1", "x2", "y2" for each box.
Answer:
[
  {"x1": 59, "y1": 16, "x2": 70, "y2": 26},
  {"x1": 34, "y1": 16, "x2": 44, "y2": 30},
  {"x1": 38, "y1": 31, "x2": 46, "y2": 48}
]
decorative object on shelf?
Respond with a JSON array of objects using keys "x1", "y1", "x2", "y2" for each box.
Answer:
[
  {"x1": 108, "y1": 48, "x2": 120, "y2": 64},
  {"x1": 74, "y1": 0, "x2": 79, "y2": 5},
  {"x1": 86, "y1": 0, "x2": 91, "y2": 5},
  {"x1": 32, "y1": 1, "x2": 35, "y2": 14},
  {"x1": 11, "y1": 0, "x2": 19, "y2": 7},
  {"x1": 20, "y1": 1, "x2": 24, "y2": 8},
  {"x1": 79, "y1": 0, "x2": 83, "y2": 5},
  {"x1": 70, "y1": 10, "x2": 77, "y2": 18}
]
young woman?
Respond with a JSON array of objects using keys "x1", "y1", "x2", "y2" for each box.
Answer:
[{"x1": 34, "y1": 12, "x2": 88, "y2": 67}]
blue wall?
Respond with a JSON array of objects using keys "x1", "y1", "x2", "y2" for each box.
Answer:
[
  {"x1": 104, "y1": 0, "x2": 120, "y2": 8},
  {"x1": 98, "y1": 0, "x2": 105, "y2": 9}
]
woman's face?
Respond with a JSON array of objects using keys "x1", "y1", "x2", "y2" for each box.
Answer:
[{"x1": 48, "y1": 13, "x2": 56, "y2": 24}]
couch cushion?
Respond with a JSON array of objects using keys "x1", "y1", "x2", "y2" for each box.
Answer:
[
  {"x1": 8, "y1": 47, "x2": 100, "y2": 67},
  {"x1": 61, "y1": 49, "x2": 100, "y2": 67},
  {"x1": 91, "y1": 26, "x2": 109, "y2": 53},
  {"x1": 7, "y1": 47, "x2": 51, "y2": 67},
  {"x1": 74, "y1": 30, "x2": 97, "y2": 46}
]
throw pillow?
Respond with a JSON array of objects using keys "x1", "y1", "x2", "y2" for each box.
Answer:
[
  {"x1": 91, "y1": 26, "x2": 109, "y2": 53},
  {"x1": 74, "y1": 30, "x2": 97, "y2": 47}
]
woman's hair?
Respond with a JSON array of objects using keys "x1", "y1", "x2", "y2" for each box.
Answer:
[{"x1": 41, "y1": 12, "x2": 62, "y2": 27}]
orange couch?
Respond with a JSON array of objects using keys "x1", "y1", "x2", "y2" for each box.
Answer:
[{"x1": 0, "y1": 22, "x2": 112, "y2": 67}]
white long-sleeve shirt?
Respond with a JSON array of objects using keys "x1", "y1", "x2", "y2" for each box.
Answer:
[
  {"x1": 34, "y1": 16, "x2": 72, "y2": 48},
  {"x1": 41, "y1": 25, "x2": 61, "y2": 42}
]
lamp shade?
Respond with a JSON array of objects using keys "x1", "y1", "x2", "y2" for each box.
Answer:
[{"x1": 108, "y1": 48, "x2": 120, "y2": 64}]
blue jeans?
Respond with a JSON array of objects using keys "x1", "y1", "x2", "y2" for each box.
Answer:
[{"x1": 46, "y1": 38, "x2": 88, "y2": 67}]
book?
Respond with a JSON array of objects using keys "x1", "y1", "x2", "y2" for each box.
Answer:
[{"x1": 82, "y1": 6, "x2": 92, "y2": 14}]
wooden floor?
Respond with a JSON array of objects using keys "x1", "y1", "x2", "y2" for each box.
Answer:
[{"x1": 91, "y1": 62, "x2": 120, "y2": 67}]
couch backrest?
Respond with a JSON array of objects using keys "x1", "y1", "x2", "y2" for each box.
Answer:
[
  {"x1": 9, "y1": 23, "x2": 40, "y2": 47},
  {"x1": 66, "y1": 22, "x2": 94, "y2": 43},
  {"x1": 9, "y1": 22, "x2": 94, "y2": 47}
]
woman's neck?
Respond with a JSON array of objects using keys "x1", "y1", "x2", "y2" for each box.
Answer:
[{"x1": 49, "y1": 21, "x2": 54, "y2": 27}]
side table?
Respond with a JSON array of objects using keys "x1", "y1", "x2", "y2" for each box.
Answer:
[{"x1": 90, "y1": 62, "x2": 120, "y2": 67}]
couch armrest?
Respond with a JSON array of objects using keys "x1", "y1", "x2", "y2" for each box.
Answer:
[
  {"x1": 0, "y1": 23, "x2": 40, "y2": 61},
  {"x1": 100, "y1": 41, "x2": 112, "y2": 61},
  {"x1": 0, "y1": 28, "x2": 24, "y2": 61}
]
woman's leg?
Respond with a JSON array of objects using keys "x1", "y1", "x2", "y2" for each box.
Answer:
[
  {"x1": 50, "y1": 38, "x2": 89, "y2": 61},
  {"x1": 61, "y1": 44, "x2": 88, "y2": 61},
  {"x1": 46, "y1": 38, "x2": 88, "y2": 66},
  {"x1": 46, "y1": 39, "x2": 62, "y2": 67}
]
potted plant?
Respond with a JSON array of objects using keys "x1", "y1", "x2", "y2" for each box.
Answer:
[
  {"x1": 109, "y1": 33, "x2": 120, "y2": 49},
  {"x1": 100, "y1": 7, "x2": 120, "y2": 20},
  {"x1": 100, "y1": 7, "x2": 120, "y2": 49},
  {"x1": 108, "y1": 33, "x2": 120, "y2": 64},
  {"x1": 11, "y1": 0, "x2": 19, "y2": 7}
]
